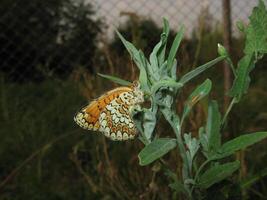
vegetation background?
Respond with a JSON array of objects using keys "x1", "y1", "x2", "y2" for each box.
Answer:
[{"x1": 0, "y1": 0, "x2": 267, "y2": 199}]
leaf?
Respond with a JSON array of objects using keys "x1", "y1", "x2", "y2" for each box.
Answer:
[
  {"x1": 151, "y1": 78, "x2": 183, "y2": 97},
  {"x1": 116, "y1": 31, "x2": 149, "y2": 91},
  {"x1": 199, "y1": 127, "x2": 207, "y2": 149},
  {"x1": 142, "y1": 105, "x2": 158, "y2": 141},
  {"x1": 184, "y1": 133, "x2": 200, "y2": 160},
  {"x1": 161, "y1": 107, "x2": 180, "y2": 136},
  {"x1": 138, "y1": 50, "x2": 150, "y2": 91},
  {"x1": 97, "y1": 73, "x2": 131, "y2": 86},
  {"x1": 151, "y1": 78, "x2": 182, "y2": 110},
  {"x1": 149, "y1": 18, "x2": 169, "y2": 80},
  {"x1": 212, "y1": 132, "x2": 267, "y2": 160},
  {"x1": 229, "y1": 1, "x2": 267, "y2": 100},
  {"x1": 244, "y1": 0, "x2": 267, "y2": 54},
  {"x1": 116, "y1": 30, "x2": 140, "y2": 60},
  {"x1": 198, "y1": 161, "x2": 240, "y2": 189},
  {"x1": 138, "y1": 138, "x2": 177, "y2": 166},
  {"x1": 167, "y1": 25, "x2": 185, "y2": 71},
  {"x1": 170, "y1": 59, "x2": 177, "y2": 79},
  {"x1": 179, "y1": 56, "x2": 225, "y2": 85},
  {"x1": 206, "y1": 100, "x2": 221, "y2": 153},
  {"x1": 182, "y1": 79, "x2": 212, "y2": 122},
  {"x1": 159, "y1": 18, "x2": 170, "y2": 66},
  {"x1": 184, "y1": 133, "x2": 200, "y2": 170},
  {"x1": 149, "y1": 43, "x2": 161, "y2": 80},
  {"x1": 161, "y1": 107, "x2": 190, "y2": 179},
  {"x1": 132, "y1": 101, "x2": 158, "y2": 143},
  {"x1": 130, "y1": 106, "x2": 150, "y2": 145},
  {"x1": 228, "y1": 54, "x2": 255, "y2": 101}
]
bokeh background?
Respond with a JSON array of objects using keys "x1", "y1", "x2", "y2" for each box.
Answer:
[{"x1": 1, "y1": 0, "x2": 267, "y2": 199}]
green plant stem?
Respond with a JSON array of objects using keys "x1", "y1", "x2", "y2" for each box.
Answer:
[
  {"x1": 222, "y1": 97, "x2": 237, "y2": 125},
  {"x1": 173, "y1": 119, "x2": 193, "y2": 199},
  {"x1": 226, "y1": 57, "x2": 236, "y2": 77},
  {"x1": 176, "y1": 127, "x2": 193, "y2": 200},
  {"x1": 160, "y1": 108, "x2": 192, "y2": 198}
]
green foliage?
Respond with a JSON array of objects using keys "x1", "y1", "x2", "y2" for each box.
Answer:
[
  {"x1": 178, "y1": 56, "x2": 225, "y2": 85},
  {"x1": 211, "y1": 132, "x2": 267, "y2": 160},
  {"x1": 97, "y1": 73, "x2": 131, "y2": 86},
  {"x1": 206, "y1": 101, "x2": 221, "y2": 152},
  {"x1": 197, "y1": 161, "x2": 240, "y2": 189},
  {"x1": 229, "y1": 54, "x2": 255, "y2": 101},
  {"x1": 244, "y1": 0, "x2": 267, "y2": 55},
  {"x1": 110, "y1": 1, "x2": 267, "y2": 199},
  {"x1": 182, "y1": 79, "x2": 212, "y2": 123},
  {"x1": 229, "y1": 0, "x2": 267, "y2": 101},
  {"x1": 200, "y1": 100, "x2": 222, "y2": 159},
  {"x1": 167, "y1": 25, "x2": 184, "y2": 71},
  {"x1": 184, "y1": 133, "x2": 200, "y2": 173},
  {"x1": 138, "y1": 138, "x2": 177, "y2": 166}
]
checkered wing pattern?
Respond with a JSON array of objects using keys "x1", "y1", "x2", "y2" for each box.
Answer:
[{"x1": 74, "y1": 83, "x2": 144, "y2": 141}]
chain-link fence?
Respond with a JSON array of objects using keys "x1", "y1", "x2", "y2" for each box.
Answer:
[
  {"x1": 0, "y1": 0, "x2": 259, "y2": 82},
  {"x1": 92, "y1": 0, "x2": 258, "y2": 36}
]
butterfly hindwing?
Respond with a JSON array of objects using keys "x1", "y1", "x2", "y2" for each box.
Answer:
[
  {"x1": 74, "y1": 87, "x2": 132, "y2": 131},
  {"x1": 98, "y1": 91, "x2": 137, "y2": 141},
  {"x1": 74, "y1": 82, "x2": 144, "y2": 141}
]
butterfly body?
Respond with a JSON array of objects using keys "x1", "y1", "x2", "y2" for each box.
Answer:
[{"x1": 74, "y1": 82, "x2": 143, "y2": 141}]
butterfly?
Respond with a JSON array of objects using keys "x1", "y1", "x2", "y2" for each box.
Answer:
[{"x1": 74, "y1": 81, "x2": 144, "y2": 141}]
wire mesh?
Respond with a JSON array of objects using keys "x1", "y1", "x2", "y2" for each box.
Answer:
[{"x1": 0, "y1": 0, "x2": 259, "y2": 82}]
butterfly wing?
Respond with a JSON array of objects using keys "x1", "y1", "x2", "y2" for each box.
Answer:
[
  {"x1": 74, "y1": 86, "x2": 132, "y2": 131},
  {"x1": 98, "y1": 91, "x2": 138, "y2": 141}
]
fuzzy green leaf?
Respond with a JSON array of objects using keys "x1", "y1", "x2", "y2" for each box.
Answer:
[
  {"x1": 179, "y1": 56, "x2": 225, "y2": 85},
  {"x1": 159, "y1": 18, "x2": 170, "y2": 66},
  {"x1": 198, "y1": 161, "x2": 240, "y2": 189},
  {"x1": 116, "y1": 31, "x2": 149, "y2": 91},
  {"x1": 97, "y1": 73, "x2": 131, "y2": 86},
  {"x1": 244, "y1": 0, "x2": 267, "y2": 54},
  {"x1": 142, "y1": 105, "x2": 158, "y2": 141},
  {"x1": 182, "y1": 79, "x2": 212, "y2": 122},
  {"x1": 167, "y1": 26, "x2": 184, "y2": 71},
  {"x1": 138, "y1": 138, "x2": 177, "y2": 166},
  {"x1": 229, "y1": 1, "x2": 267, "y2": 100},
  {"x1": 149, "y1": 18, "x2": 169, "y2": 71},
  {"x1": 184, "y1": 133, "x2": 200, "y2": 170},
  {"x1": 228, "y1": 54, "x2": 255, "y2": 101},
  {"x1": 212, "y1": 132, "x2": 267, "y2": 160},
  {"x1": 170, "y1": 59, "x2": 177, "y2": 79},
  {"x1": 206, "y1": 100, "x2": 221, "y2": 153}
]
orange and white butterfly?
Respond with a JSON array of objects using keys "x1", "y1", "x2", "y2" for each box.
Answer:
[{"x1": 74, "y1": 81, "x2": 144, "y2": 141}]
